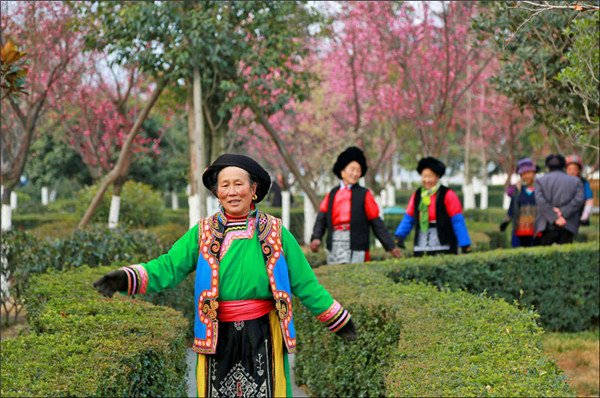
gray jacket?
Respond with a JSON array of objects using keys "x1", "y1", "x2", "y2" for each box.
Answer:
[{"x1": 534, "y1": 170, "x2": 585, "y2": 236}]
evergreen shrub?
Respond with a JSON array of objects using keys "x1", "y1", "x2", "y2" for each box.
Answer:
[
  {"x1": 464, "y1": 207, "x2": 508, "y2": 224},
  {"x1": 1, "y1": 228, "x2": 163, "y2": 325},
  {"x1": 293, "y1": 263, "x2": 573, "y2": 397},
  {"x1": 75, "y1": 181, "x2": 164, "y2": 227},
  {"x1": 144, "y1": 222, "x2": 189, "y2": 249},
  {"x1": 385, "y1": 242, "x2": 599, "y2": 332},
  {"x1": 1, "y1": 266, "x2": 188, "y2": 397},
  {"x1": 12, "y1": 212, "x2": 77, "y2": 229},
  {"x1": 141, "y1": 272, "x2": 197, "y2": 340}
]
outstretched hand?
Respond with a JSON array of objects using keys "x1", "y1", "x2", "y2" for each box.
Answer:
[
  {"x1": 335, "y1": 318, "x2": 358, "y2": 341},
  {"x1": 390, "y1": 247, "x2": 402, "y2": 259},
  {"x1": 93, "y1": 269, "x2": 128, "y2": 298},
  {"x1": 310, "y1": 239, "x2": 321, "y2": 252}
]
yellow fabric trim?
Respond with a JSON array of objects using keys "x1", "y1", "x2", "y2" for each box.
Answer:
[
  {"x1": 269, "y1": 308, "x2": 287, "y2": 397},
  {"x1": 196, "y1": 353, "x2": 206, "y2": 398}
]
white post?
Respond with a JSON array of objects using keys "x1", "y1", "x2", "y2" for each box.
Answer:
[
  {"x1": 462, "y1": 183, "x2": 475, "y2": 210},
  {"x1": 303, "y1": 196, "x2": 315, "y2": 246},
  {"x1": 282, "y1": 191, "x2": 291, "y2": 230},
  {"x1": 374, "y1": 195, "x2": 383, "y2": 248},
  {"x1": 1, "y1": 253, "x2": 9, "y2": 300},
  {"x1": 188, "y1": 194, "x2": 200, "y2": 229},
  {"x1": 171, "y1": 191, "x2": 179, "y2": 210},
  {"x1": 41, "y1": 186, "x2": 49, "y2": 206},
  {"x1": 386, "y1": 185, "x2": 395, "y2": 207},
  {"x1": 49, "y1": 188, "x2": 57, "y2": 203},
  {"x1": 503, "y1": 192, "x2": 511, "y2": 210},
  {"x1": 380, "y1": 190, "x2": 387, "y2": 210},
  {"x1": 206, "y1": 196, "x2": 219, "y2": 217},
  {"x1": 10, "y1": 192, "x2": 17, "y2": 210},
  {"x1": 480, "y1": 185, "x2": 488, "y2": 209},
  {"x1": 1, "y1": 204, "x2": 12, "y2": 231},
  {"x1": 108, "y1": 195, "x2": 120, "y2": 229}
]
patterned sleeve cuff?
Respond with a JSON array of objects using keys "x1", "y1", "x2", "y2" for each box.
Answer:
[
  {"x1": 316, "y1": 300, "x2": 351, "y2": 333},
  {"x1": 119, "y1": 264, "x2": 149, "y2": 295}
]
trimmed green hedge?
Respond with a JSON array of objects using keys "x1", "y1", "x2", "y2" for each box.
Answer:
[
  {"x1": 293, "y1": 263, "x2": 573, "y2": 397},
  {"x1": 385, "y1": 242, "x2": 599, "y2": 332},
  {"x1": 1, "y1": 228, "x2": 164, "y2": 326},
  {"x1": 1, "y1": 266, "x2": 188, "y2": 397}
]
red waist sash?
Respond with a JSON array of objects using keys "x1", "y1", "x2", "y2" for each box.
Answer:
[
  {"x1": 218, "y1": 299, "x2": 275, "y2": 322},
  {"x1": 333, "y1": 222, "x2": 351, "y2": 231}
]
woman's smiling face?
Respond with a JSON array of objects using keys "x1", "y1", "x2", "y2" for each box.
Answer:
[{"x1": 217, "y1": 166, "x2": 257, "y2": 217}]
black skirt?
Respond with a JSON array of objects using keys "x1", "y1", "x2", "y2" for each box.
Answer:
[{"x1": 204, "y1": 313, "x2": 276, "y2": 397}]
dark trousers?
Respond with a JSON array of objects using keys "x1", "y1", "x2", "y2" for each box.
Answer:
[
  {"x1": 517, "y1": 235, "x2": 539, "y2": 247},
  {"x1": 413, "y1": 249, "x2": 454, "y2": 257},
  {"x1": 539, "y1": 226, "x2": 574, "y2": 246}
]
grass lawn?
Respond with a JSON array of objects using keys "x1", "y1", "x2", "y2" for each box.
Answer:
[{"x1": 541, "y1": 329, "x2": 600, "y2": 397}]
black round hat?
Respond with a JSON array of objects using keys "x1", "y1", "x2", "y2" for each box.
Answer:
[
  {"x1": 417, "y1": 157, "x2": 446, "y2": 177},
  {"x1": 202, "y1": 154, "x2": 271, "y2": 203},
  {"x1": 333, "y1": 146, "x2": 368, "y2": 179}
]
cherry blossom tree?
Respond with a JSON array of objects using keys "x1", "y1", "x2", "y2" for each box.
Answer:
[{"x1": 1, "y1": 1, "x2": 86, "y2": 229}]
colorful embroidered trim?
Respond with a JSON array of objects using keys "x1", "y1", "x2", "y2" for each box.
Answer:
[
  {"x1": 317, "y1": 300, "x2": 351, "y2": 333},
  {"x1": 220, "y1": 217, "x2": 256, "y2": 259},
  {"x1": 120, "y1": 264, "x2": 148, "y2": 295},
  {"x1": 194, "y1": 218, "x2": 221, "y2": 354}
]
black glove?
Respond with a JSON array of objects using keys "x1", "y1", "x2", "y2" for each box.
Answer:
[
  {"x1": 580, "y1": 219, "x2": 590, "y2": 227},
  {"x1": 335, "y1": 318, "x2": 357, "y2": 341},
  {"x1": 461, "y1": 245, "x2": 472, "y2": 254},
  {"x1": 395, "y1": 236, "x2": 406, "y2": 249},
  {"x1": 499, "y1": 221, "x2": 509, "y2": 232},
  {"x1": 93, "y1": 269, "x2": 128, "y2": 298}
]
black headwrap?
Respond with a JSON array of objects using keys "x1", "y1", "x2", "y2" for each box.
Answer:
[
  {"x1": 332, "y1": 146, "x2": 368, "y2": 179},
  {"x1": 417, "y1": 157, "x2": 446, "y2": 177},
  {"x1": 202, "y1": 154, "x2": 272, "y2": 203}
]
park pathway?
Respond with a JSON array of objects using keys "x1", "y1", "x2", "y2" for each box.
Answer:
[{"x1": 186, "y1": 348, "x2": 308, "y2": 397}]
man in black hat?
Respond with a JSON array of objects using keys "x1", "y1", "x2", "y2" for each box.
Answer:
[
  {"x1": 310, "y1": 146, "x2": 402, "y2": 264},
  {"x1": 534, "y1": 154, "x2": 585, "y2": 245}
]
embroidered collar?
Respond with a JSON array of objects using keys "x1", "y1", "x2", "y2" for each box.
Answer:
[{"x1": 213, "y1": 206, "x2": 257, "y2": 238}]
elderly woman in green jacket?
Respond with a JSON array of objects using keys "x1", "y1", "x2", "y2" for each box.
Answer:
[{"x1": 93, "y1": 154, "x2": 356, "y2": 397}]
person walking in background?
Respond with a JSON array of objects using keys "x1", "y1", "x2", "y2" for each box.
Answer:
[
  {"x1": 535, "y1": 154, "x2": 585, "y2": 245},
  {"x1": 93, "y1": 154, "x2": 357, "y2": 397},
  {"x1": 499, "y1": 158, "x2": 541, "y2": 247},
  {"x1": 394, "y1": 157, "x2": 471, "y2": 256},
  {"x1": 310, "y1": 146, "x2": 402, "y2": 264},
  {"x1": 565, "y1": 155, "x2": 594, "y2": 226},
  {"x1": 268, "y1": 172, "x2": 295, "y2": 208}
]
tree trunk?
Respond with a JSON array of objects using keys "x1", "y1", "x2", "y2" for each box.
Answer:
[
  {"x1": 247, "y1": 100, "x2": 320, "y2": 211},
  {"x1": 479, "y1": 86, "x2": 488, "y2": 210},
  {"x1": 193, "y1": 66, "x2": 206, "y2": 221},
  {"x1": 187, "y1": 87, "x2": 199, "y2": 228},
  {"x1": 462, "y1": 51, "x2": 475, "y2": 210},
  {"x1": 1, "y1": 185, "x2": 11, "y2": 231},
  {"x1": 108, "y1": 173, "x2": 127, "y2": 229},
  {"x1": 41, "y1": 187, "x2": 49, "y2": 206},
  {"x1": 77, "y1": 73, "x2": 170, "y2": 229}
]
